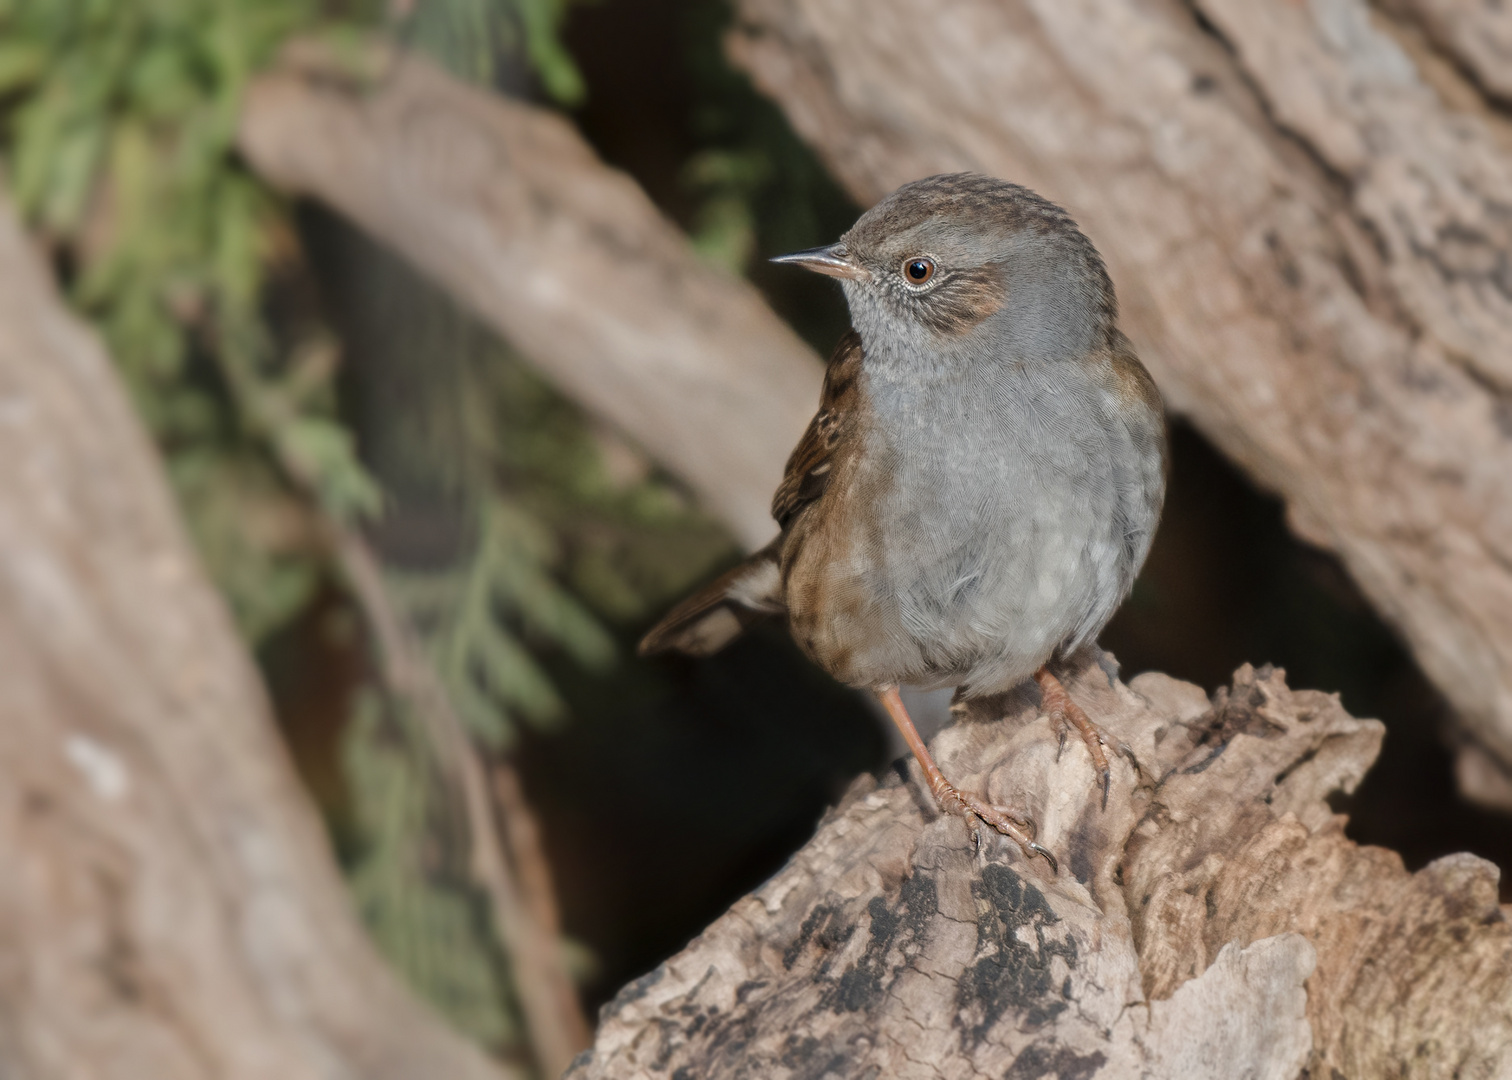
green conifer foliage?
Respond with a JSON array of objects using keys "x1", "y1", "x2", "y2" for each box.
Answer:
[
  {"x1": 0, "y1": 0, "x2": 381, "y2": 639},
  {"x1": 343, "y1": 689, "x2": 524, "y2": 1050}
]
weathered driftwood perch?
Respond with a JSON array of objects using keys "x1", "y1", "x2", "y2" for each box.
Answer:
[
  {"x1": 567, "y1": 662, "x2": 1512, "y2": 1078},
  {"x1": 238, "y1": 43, "x2": 823, "y2": 552},
  {"x1": 727, "y1": 0, "x2": 1512, "y2": 810},
  {"x1": 0, "y1": 190, "x2": 510, "y2": 1079}
]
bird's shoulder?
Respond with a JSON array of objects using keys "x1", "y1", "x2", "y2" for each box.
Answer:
[
  {"x1": 1101, "y1": 331, "x2": 1168, "y2": 475},
  {"x1": 1103, "y1": 331, "x2": 1163, "y2": 422},
  {"x1": 772, "y1": 329, "x2": 864, "y2": 529}
]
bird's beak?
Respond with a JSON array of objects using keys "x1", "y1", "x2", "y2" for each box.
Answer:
[{"x1": 769, "y1": 243, "x2": 871, "y2": 281}]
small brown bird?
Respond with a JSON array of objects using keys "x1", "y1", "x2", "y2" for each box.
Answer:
[{"x1": 640, "y1": 174, "x2": 1166, "y2": 870}]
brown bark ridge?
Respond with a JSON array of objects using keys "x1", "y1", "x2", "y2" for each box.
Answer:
[
  {"x1": 0, "y1": 191, "x2": 509, "y2": 1078},
  {"x1": 727, "y1": 0, "x2": 1512, "y2": 810},
  {"x1": 1382, "y1": 0, "x2": 1512, "y2": 105},
  {"x1": 237, "y1": 41, "x2": 824, "y2": 553},
  {"x1": 566, "y1": 661, "x2": 1512, "y2": 1079}
]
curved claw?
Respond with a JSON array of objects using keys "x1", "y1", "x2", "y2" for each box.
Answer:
[
  {"x1": 982, "y1": 817, "x2": 1058, "y2": 876},
  {"x1": 1029, "y1": 842, "x2": 1059, "y2": 875},
  {"x1": 942, "y1": 789, "x2": 1054, "y2": 872},
  {"x1": 1099, "y1": 766, "x2": 1111, "y2": 811}
]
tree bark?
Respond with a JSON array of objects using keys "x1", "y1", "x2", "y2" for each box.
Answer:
[
  {"x1": 237, "y1": 42, "x2": 824, "y2": 554},
  {"x1": 1381, "y1": 0, "x2": 1512, "y2": 104},
  {"x1": 0, "y1": 190, "x2": 509, "y2": 1079},
  {"x1": 566, "y1": 661, "x2": 1512, "y2": 1078},
  {"x1": 725, "y1": 0, "x2": 1512, "y2": 811}
]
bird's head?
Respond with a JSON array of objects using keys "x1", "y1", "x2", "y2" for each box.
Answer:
[{"x1": 772, "y1": 173, "x2": 1117, "y2": 378}]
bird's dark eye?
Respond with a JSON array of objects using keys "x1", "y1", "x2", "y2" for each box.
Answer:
[{"x1": 903, "y1": 257, "x2": 935, "y2": 285}]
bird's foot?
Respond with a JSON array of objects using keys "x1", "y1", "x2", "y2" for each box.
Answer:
[
  {"x1": 873, "y1": 684, "x2": 1057, "y2": 872},
  {"x1": 931, "y1": 781, "x2": 1057, "y2": 874},
  {"x1": 1035, "y1": 668, "x2": 1136, "y2": 810}
]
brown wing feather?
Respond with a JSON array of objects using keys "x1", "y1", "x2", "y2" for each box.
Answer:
[
  {"x1": 641, "y1": 331, "x2": 865, "y2": 658},
  {"x1": 772, "y1": 330, "x2": 863, "y2": 529},
  {"x1": 637, "y1": 541, "x2": 783, "y2": 656}
]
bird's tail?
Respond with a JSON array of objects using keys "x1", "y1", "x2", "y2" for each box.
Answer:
[{"x1": 638, "y1": 540, "x2": 785, "y2": 657}]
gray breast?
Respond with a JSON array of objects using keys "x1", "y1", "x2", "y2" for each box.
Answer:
[{"x1": 849, "y1": 356, "x2": 1155, "y2": 695}]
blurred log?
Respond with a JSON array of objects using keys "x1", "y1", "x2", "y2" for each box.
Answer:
[
  {"x1": 566, "y1": 662, "x2": 1512, "y2": 1078},
  {"x1": 727, "y1": 0, "x2": 1512, "y2": 810},
  {"x1": 0, "y1": 191, "x2": 510, "y2": 1078},
  {"x1": 237, "y1": 42, "x2": 824, "y2": 553}
]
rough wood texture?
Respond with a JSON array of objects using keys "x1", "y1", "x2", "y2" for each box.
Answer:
[
  {"x1": 0, "y1": 191, "x2": 508, "y2": 1079},
  {"x1": 567, "y1": 662, "x2": 1512, "y2": 1078},
  {"x1": 1383, "y1": 0, "x2": 1512, "y2": 104},
  {"x1": 238, "y1": 43, "x2": 824, "y2": 552},
  {"x1": 727, "y1": 0, "x2": 1512, "y2": 810}
]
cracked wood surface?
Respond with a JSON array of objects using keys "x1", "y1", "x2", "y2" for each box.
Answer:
[
  {"x1": 0, "y1": 190, "x2": 509, "y2": 1079},
  {"x1": 727, "y1": 0, "x2": 1512, "y2": 812},
  {"x1": 567, "y1": 663, "x2": 1512, "y2": 1079}
]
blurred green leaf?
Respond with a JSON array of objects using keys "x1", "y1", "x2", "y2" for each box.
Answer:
[
  {"x1": 516, "y1": 0, "x2": 584, "y2": 104},
  {"x1": 403, "y1": 0, "x2": 586, "y2": 102},
  {"x1": 0, "y1": 43, "x2": 44, "y2": 93}
]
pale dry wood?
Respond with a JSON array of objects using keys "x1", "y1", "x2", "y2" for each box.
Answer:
[
  {"x1": 567, "y1": 662, "x2": 1512, "y2": 1079},
  {"x1": 726, "y1": 0, "x2": 1512, "y2": 810},
  {"x1": 0, "y1": 190, "x2": 510, "y2": 1079},
  {"x1": 237, "y1": 42, "x2": 824, "y2": 553}
]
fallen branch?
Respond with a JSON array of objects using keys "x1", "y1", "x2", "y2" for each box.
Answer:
[{"x1": 567, "y1": 663, "x2": 1512, "y2": 1078}]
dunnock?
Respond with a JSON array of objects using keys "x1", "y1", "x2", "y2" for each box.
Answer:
[{"x1": 641, "y1": 173, "x2": 1167, "y2": 870}]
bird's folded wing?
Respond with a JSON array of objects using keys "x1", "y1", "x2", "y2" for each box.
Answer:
[
  {"x1": 771, "y1": 330, "x2": 863, "y2": 529},
  {"x1": 641, "y1": 332, "x2": 864, "y2": 658}
]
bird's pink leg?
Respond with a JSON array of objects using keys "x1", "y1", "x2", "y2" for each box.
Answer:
[
  {"x1": 1034, "y1": 667, "x2": 1113, "y2": 808},
  {"x1": 874, "y1": 685, "x2": 1057, "y2": 872}
]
